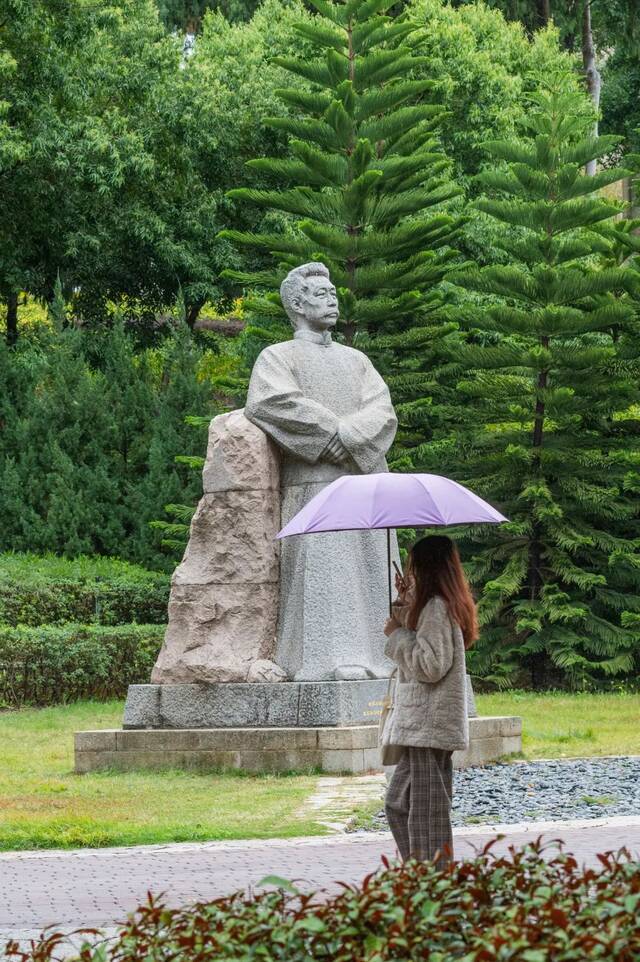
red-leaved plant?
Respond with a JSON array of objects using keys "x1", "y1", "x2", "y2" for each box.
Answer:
[{"x1": 6, "y1": 838, "x2": 640, "y2": 961}]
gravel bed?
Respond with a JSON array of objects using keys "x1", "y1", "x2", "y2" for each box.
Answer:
[{"x1": 354, "y1": 757, "x2": 640, "y2": 831}]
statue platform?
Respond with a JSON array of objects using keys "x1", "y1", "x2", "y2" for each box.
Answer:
[
  {"x1": 75, "y1": 678, "x2": 521, "y2": 774},
  {"x1": 75, "y1": 715, "x2": 522, "y2": 774},
  {"x1": 122, "y1": 677, "x2": 477, "y2": 730},
  {"x1": 125, "y1": 679, "x2": 398, "y2": 730}
]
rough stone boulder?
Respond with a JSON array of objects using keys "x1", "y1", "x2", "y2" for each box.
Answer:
[{"x1": 151, "y1": 409, "x2": 285, "y2": 684}]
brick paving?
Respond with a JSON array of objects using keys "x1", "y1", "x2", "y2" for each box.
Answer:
[{"x1": 1, "y1": 818, "x2": 639, "y2": 944}]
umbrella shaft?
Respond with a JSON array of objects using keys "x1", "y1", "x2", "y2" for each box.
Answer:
[{"x1": 387, "y1": 527, "x2": 392, "y2": 617}]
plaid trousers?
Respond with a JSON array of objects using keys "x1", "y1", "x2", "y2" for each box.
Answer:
[{"x1": 385, "y1": 746, "x2": 454, "y2": 866}]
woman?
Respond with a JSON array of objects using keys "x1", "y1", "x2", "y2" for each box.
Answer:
[{"x1": 382, "y1": 535, "x2": 478, "y2": 865}]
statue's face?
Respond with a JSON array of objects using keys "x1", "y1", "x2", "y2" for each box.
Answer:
[{"x1": 294, "y1": 276, "x2": 339, "y2": 331}]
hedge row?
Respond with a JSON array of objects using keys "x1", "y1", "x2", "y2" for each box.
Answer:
[
  {"x1": 0, "y1": 624, "x2": 164, "y2": 707},
  {"x1": 7, "y1": 842, "x2": 640, "y2": 961},
  {"x1": 0, "y1": 554, "x2": 169, "y2": 627}
]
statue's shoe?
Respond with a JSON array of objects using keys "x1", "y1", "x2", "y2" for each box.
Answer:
[
  {"x1": 332, "y1": 665, "x2": 371, "y2": 681},
  {"x1": 246, "y1": 659, "x2": 288, "y2": 683},
  {"x1": 369, "y1": 664, "x2": 395, "y2": 679}
]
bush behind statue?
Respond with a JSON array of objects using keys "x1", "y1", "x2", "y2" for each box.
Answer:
[
  {"x1": 7, "y1": 842, "x2": 640, "y2": 961},
  {"x1": 0, "y1": 624, "x2": 164, "y2": 707},
  {"x1": 0, "y1": 554, "x2": 169, "y2": 628}
]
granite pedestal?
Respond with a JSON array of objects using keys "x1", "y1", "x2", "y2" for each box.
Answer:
[
  {"x1": 123, "y1": 677, "x2": 478, "y2": 730},
  {"x1": 74, "y1": 679, "x2": 522, "y2": 775}
]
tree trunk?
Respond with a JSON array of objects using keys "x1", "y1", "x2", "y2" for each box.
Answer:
[
  {"x1": 538, "y1": 0, "x2": 551, "y2": 26},
  {"x1": 185, "y1": 301, "x2": 204, "y2": 329},
  {"x1": 193, "y1": 315, "x2": 244, "y2": 336},
  {"x1": 5, "y1": 292, "x2": 18, "y2": 347},
  {"x1": 582, "y1": 0, "x2": 601, "y2": 176},
  {"x1": 342, "y1": 17, "x2": 358, "y2": 350},
  {"x1": 527, "y1": 352, "x2": 548, "y2": 689}
]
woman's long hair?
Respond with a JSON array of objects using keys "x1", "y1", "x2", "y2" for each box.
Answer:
[{"x1": 406, "y1": 535, "x2": 479, "y2": 649}]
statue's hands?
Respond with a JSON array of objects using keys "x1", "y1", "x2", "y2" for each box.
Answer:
[{"x1": 323, "y1": 434, "x2": 350, "y2": 466}]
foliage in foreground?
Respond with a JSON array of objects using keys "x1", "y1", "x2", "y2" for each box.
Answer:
[
  {"x1": 8, "y1": 841, "x2": 640, "y2": 961},
  {"x1": 0, "y1": 624, "x2": 163, "y2": 707}
]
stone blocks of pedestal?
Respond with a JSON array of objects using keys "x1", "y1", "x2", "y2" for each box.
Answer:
[
  {"x1": 123, "y1": 677, "x2": 478, "y2": 731},
  {"x1": 75, "y1": 716, "x2": 522, "y2": 774},
  {"x1": 124, "y1": 679, "x2": 393, "y2": 730},
  {"x1": 150, "y1": 410, "x2": 283, "y2": 685}
]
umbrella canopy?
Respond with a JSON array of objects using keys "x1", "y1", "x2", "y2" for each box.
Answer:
[{"x1": 277, "y1": 472, "x2": 507, "y2": 539}]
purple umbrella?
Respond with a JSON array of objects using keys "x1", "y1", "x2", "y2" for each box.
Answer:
[{"x1": 277, "y1": 472, "x2": 508, "y2": 613}]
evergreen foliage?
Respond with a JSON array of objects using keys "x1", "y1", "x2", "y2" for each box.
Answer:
[
  {"x1": 0, "y1": 0, "x2": 583, "y2": 339},
  {"x1": 0, "y1": 623, "x2": 164, "y2": 707},
  {"x1": 431, "y1": 80, "x2": 640, "y2": 687},
  {"x1": 221, "y1": 0, "x2": 463, "y2": 359},
  {"x1": 0, "y1": 553, "x2": 169, "y2": 627},
  {"x1": 156, "y1": 0, "x2": 258, "y2": 29},
  {"x1": 456, "y1": 0, "x2": 640, "y2": 163},
  {"x1": 0, "y1": 318, "x2": 220, "y2": 571}
]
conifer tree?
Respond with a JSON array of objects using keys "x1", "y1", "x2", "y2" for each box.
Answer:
[
  {"x1": 129, "y1": 317, "x2": 215, "y2": 568},
  {"x1": 0, "y1": 315, "x2": 215, "y2": 570},
  {"x1": 220, "y1": 0, "x2": 463, "y2": 416},
  {"x1": 432, "y1": 80, "x2": 640, "y2": 687}
]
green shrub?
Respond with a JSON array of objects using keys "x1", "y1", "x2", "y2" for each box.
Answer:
[
  {"x1": 7, "y1": 841, "x2": 640, "y2": 960},
  {"x1": 0, "y1": 554, "x2": 169, "y2": 627},
  {"x1": 0, "y1": 623, "x2": 164, "y2": 707}
]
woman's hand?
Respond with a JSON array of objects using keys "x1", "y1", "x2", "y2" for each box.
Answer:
[
  {"x1": 395, "y1": 571, "x2": 408, "y2": 601},
  {"x1": 392, "y1": 601, "x2": 410, "y2": 629},
  {"x1": 384, "y1": 615, "x2": 401, "y2": 637}
]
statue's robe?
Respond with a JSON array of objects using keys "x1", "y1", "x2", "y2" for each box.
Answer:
[{"x1": 245, "y1": 328, "x2": 398, "y2": 681}]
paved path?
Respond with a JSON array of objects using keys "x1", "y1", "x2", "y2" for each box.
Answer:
[{"x1": 2, "y1": 817, "x2": 639, "y2": 944}]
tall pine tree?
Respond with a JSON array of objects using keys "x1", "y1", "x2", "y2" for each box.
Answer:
[
  {"x1": 220, "y1": 0, "x2": 463, "y2": 435},
  {"x1": 433, "y1": 80, "x2": 640, "y2": 688}
]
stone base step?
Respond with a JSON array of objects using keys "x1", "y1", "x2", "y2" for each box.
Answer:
[{"x1": 75, "y1": 716, "x2": 521, "y2": 775}]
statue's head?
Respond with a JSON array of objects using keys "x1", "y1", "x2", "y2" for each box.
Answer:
[{"x1": 280, "y1": 262, "x2": 339, "y2": 332}]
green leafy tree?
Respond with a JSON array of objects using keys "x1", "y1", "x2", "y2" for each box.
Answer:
[
  {"x1": 156, "y1": 0, "x2": 258, "y2": 29},
  {"x1": 0, "y1": 0, "x2": 173, "y2": 337},
  {"x1": 127, "y1": 312, "x2": 216, "y2": 567},
  {"x1": 460, "y1": 0, "x2": 638, "y2": 52},
  {"x1": 408, "y1": 1, "x2": 577, "y2": 183},
  {"x1": 218, "y1": 0, "x2": 470, "y2": 481},
  {"x1": 601, "y1": 50, "x2": 640, "y2": 159},
  {"x1": 221, "y1": 0, "x2": 463, "y2": 356},
  {"x1": 0, "y1": 326, "x2": 125, "y2": 557},
  {"x1": 456, "y1": 1, "x2": 640, "y2": 168},
  {"x1": 432, "y1": 79, "x2": 640, "y2": 687},
  {"x1": 219, "y1": 0, "x2": 585, "y2": 471},
  {"x1": 0, "y1": 0, "x2": 322, "y2": 341}
]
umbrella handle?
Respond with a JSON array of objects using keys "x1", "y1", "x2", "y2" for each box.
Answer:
[{"x1": 387, "y1": 527, "x2": 392, "y2": 617}]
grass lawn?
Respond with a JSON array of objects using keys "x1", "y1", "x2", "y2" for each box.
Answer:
[
  {"x1": 0, "y1": 701, "x2": 326, "y2": 852},
  {"x1": 1, "y1": 692, "x2": 638, "y2": 852},
  {"x1": 477, "y1": 691, "x2": 640, "y2": 759}
]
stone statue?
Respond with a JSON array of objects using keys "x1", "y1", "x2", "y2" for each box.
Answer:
[
  {"x1": 245, "y1": 262, "x2": 398, "y2": 682},
  {"x1": 124, "y1": 263, "x2": 484, "y2": 742}
]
